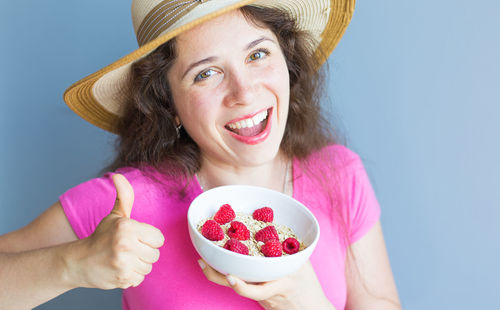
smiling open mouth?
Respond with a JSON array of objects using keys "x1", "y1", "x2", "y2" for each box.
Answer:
[
  {"x1": 223, "y1": 108, "x2": 273, "y2": 145},
  {"x1": 225, "y1": 108, "x2": 270, "y2": 137}
]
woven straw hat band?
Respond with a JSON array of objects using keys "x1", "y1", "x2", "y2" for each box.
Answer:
[
  {"x1": 132, "y1": 0, "x2": 330, "y2": 47},
  {"x1": 135, "y1": 0, "x2": 206, "y2": 46}
]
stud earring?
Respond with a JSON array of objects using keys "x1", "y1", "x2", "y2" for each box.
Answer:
[{"x1": 176, "y1": 124, "x2": 182, "y2": 139}]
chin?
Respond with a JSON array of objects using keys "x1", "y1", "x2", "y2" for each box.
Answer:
[{"x1": 235, "y1": 139, "x2": 283, "y2": 167}]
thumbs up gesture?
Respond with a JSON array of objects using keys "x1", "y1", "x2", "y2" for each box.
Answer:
[
  {"x1": 110, "y1": 173, "x2": 135, "y2": 218},
  {"x1": 70, "y1": 174, "x2": 165, "y2": 290}
]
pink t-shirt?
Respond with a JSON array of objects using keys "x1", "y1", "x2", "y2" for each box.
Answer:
[{"x1": 59, "y1": 145, "x2": 380, "y2": 310}]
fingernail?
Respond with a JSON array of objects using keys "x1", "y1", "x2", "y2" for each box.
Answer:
[
  {"x1": 198, "y1": 259, "x2": 206, "y2": 270},
  {"x1": 226, "y1": 275, "x2": 236, "y2": 286}
]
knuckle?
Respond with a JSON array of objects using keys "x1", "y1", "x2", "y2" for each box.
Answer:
[
  {"x1": 109, "y1": 258, "x2": 120, "y2": 270},
  {"x1": 116, "y1": 217, "x2": 131, "y2": 231},
  {"x1": 109, "y1": 253, "x2": 128, "y2": 271},
  {"x1": 112, "y1": 236, "x2": 131, "y2": 253},
  {"x1": 115, "y1": 270, "x2": 128, "y2": 282},
  {"x1": 115, "y1": 271, "x2": 133, "y2": 288},
  {"x1": 109, "y1": 256, "x2": 123, "y2": 270}
]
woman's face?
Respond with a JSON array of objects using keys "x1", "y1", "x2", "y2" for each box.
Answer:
[{"x1": 167, "y1": 9, "x2": 290, "y2": 168}]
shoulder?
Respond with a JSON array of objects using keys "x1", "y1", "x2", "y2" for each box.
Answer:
[
  {"x1": 68, "y1": 167, "x2": 151, "y2": 193},
  {"x1": 294, "y1": 144, "x2": 369, "y2": 196},
  {"x1": 301, "y1": 144, "x2": 363, "y2": 171},
  {"x1": 63, "y1": 165, "x2": 188, "y2": 200}
]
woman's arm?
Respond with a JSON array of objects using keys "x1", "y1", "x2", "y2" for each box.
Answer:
[
  {"x1": 198, "y1": 258, "x2": 334, "y2": 310},
  {"x1": 0, "y1": 202, "x2": 78, "y2": 253},
  {"x1": 0, "y1": 175, "x2": 165, "y2": 309},
  {"x1": 198, "y1": 221, "x2": 401, "y2": 310},
  {"x1": 0, "y1": 202, "x2": 81, "y2": 309},
  {"x1": 345, "y1": 221, "x2": 401, "y2": 310},
  {"x1": 0, "y1": 242, "x2": 83, "y2": 309}
]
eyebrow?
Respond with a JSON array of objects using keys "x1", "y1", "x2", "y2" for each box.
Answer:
[{"x1": 181, "y1": 36, "x2": 276, "y2": 79}]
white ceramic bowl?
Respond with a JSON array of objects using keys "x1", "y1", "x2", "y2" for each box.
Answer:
[{"x1": 187, "y1": 185, "x2": 320, "y2": 282}]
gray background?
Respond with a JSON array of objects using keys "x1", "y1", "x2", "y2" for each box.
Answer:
[{"x1": 1, "y1": 0, "x2": 499, "y2": 309}]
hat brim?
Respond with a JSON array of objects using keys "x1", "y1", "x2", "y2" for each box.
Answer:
[{"x1": 64, "y1": 0, "x2": 355, "y2": 134}]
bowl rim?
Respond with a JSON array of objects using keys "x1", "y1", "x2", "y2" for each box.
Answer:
[{"x1": 187, "y1": 184, "x2": 321, "y2": 261}]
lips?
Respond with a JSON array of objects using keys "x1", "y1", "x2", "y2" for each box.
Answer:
[{"x1": 224, "y1": 108, "x2": 272, "y2": 145}]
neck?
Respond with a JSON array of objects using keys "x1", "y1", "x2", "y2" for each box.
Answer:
[{"x1": 197, "y1": 151, "x2": 291, "y2": 194}]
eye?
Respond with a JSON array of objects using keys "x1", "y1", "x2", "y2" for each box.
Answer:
[
  {"x1": 248, "y1": 49, "x2": 270, "y2": 62},
  {"x1": 194, "y1": 68, "x2": 217, "y2": 82}
]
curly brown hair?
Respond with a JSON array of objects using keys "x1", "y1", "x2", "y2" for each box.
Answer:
[
  {"x1": 102, "y1": 7, "x2": 390, "y2": 297},
  {"x1": 105, "y1": 5, "x2": 339, "y2": 178}
]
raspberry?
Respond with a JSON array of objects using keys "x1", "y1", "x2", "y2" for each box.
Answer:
[
  {"x1": 255, "y1": 226, "x2": 279, "y2": 243},
  {"x1": 227, "y1": 221, "x2": 250, "y2": 240},
  {"x1": 201, "y1": 220, "x2": 224, "y2": 241},
  {"x1": 261, "y1": 240, "x2": 282, "y2": 257},
  {"x1": 252, "y1": 207, "x2": 274, "y2": 222},
  {"x1": 282, "y1": 238, "x2": 300, "y2": 254},
  {"x1": 213, "y1": 204, "x2": 235, "y2": 224},
  {"x1": 224, "y1": 238, "x2": 249, "y2": 255}
]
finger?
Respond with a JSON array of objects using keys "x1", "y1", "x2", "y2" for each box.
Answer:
[
  {"x1": 135, "y1": 241, "x2": 161, "y2": 264},
  {"x1": 134, "y1": 258, "x2": 154, "y2": 276},
  {"x1": 198, "y1": 259, "x2": 231, "y2": 287},
  {"x1": 227, "y1": 275, "x2": 283, "y2": 301},
  {"x1": 130, "y1": 272, "x2": 146, "y2": 288},
  {"x1": 136, "y1": 222, "x2": 165, "y2": 248},
  {"x1": 111, "y1": 173, "x2": 134, "y2": 218},
  {"x1": 117, "y1": 271, "x2": 145, "y2": 289}
]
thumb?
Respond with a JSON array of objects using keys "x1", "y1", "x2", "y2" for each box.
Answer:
[{"x1": 111, "y1": 173, "x2": 134, "y2": 218}]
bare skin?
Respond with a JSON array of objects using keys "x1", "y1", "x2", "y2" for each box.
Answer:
[
  {"x1": 197, "y1": 221, "x2": 401, "y2": 310},
  {"x1": 0, "y1": 174, "x2": 164, "y2": 309},
  {"x1": 0, "y1": 9, "x2": 400, "y2": 310},
  {"x1": 170, "y1": 11, "x2": 402, "y2": 310},
  {"x1": 0, "y1": 175, "x2": 400, "y2": 310}
]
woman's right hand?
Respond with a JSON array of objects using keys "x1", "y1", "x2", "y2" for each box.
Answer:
[{"x1": 67, "y1": 173, "x2": 165, "y2": 290}]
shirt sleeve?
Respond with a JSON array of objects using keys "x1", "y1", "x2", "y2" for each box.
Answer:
[
  {"x1": 344, "y1": 154, "x2": 381, "y2": 244},
  {"x1": 59, "y1": 173, "x2": 117, "y2": 239}
]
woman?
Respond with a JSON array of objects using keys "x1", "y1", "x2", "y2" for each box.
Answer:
[{"x1": 0, "y1": 0, "x2": 401, "y2": 309}]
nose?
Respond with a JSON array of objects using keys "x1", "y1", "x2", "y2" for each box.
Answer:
[{"x1": 222, "y1": 69, "x2": 256, "y2": 107}]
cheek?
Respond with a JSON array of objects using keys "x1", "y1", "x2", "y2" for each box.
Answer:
[
  {"x1": 188, "y1": 90, "x2": 220, "y2": 115},
  {"x1": 176, "y1": 90, "x2": 219, "y2": 131},
  {"x1": 169, "y1": 75, "x2": 216, "y2": 117},
  {"x1": 262, "y1": 60, "x2": 290, "y2": 97},
  {"x1": 265, "y1": 61, "x2": 290, "y2": 121}
]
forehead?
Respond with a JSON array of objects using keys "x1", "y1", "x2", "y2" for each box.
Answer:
[{"x1": 174, "y1": 9, "x2": 276, "y2": 59}]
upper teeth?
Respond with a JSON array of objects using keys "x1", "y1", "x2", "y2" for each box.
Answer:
[{"x1": 227, "y1": 110, "x2": 268, "y2": 129}]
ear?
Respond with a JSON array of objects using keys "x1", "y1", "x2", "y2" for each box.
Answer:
[{"x1": 175, "y1": 116, "x2": 181, "y2": 127}]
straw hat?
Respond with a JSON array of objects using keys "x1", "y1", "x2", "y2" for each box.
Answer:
[{"x1": 64, "y1": 0, "x2": 355, "y2": 133}]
